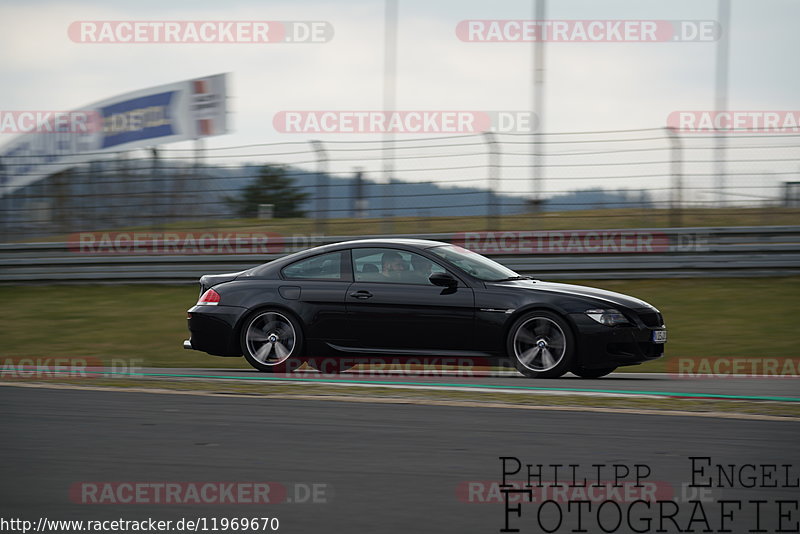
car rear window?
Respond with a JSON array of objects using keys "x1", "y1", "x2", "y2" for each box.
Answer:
[{"x1": 282, "y1": 251, "x2": 346, "y2": 280}]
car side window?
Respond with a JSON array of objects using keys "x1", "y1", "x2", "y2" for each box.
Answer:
[
  {"x1": 352, "y1": 248, "x2": 446, "y2": 285},
  {"x1": 282, "y1": 251, "x2": 346, "y2": 281}
]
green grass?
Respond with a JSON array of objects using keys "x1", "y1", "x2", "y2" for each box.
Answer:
[
  {"x1": 589, "y1": 278, "x2": 799, "y2": 372},
  {"x1": 1, "y1": 285, "x2": 246, "y2": 369},
  {"x1": 0, "y1": 277, "x2": 797, "y2": 371}
]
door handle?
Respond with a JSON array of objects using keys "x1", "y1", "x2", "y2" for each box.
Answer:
[{"x1": 349, "y1": 290, "x2": 373, "y2": 299}]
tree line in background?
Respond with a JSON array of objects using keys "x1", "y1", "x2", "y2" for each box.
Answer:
[{"x1": 225, "y1": 165, "x2": 309, "y2": 218}]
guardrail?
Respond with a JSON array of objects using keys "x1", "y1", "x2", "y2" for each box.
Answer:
[{"x1": 1, "y1": 226, "x2": 799, "y2": 283}]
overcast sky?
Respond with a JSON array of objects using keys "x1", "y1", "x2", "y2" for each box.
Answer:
[
  {"x1": 1, "y1": 0, "x2": 798, "y2": 203},
  {"x1": 1, "y1": 0, "x2": 797, "y2": 143}
]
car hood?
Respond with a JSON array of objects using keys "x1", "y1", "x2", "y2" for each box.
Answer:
[{"x1": 491, "y1": 280, "x2": 656, "y2": 310}]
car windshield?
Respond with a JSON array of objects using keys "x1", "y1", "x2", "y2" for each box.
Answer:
[{"x1": 429, "y1": 245, "x2": 522, "y2": 282}]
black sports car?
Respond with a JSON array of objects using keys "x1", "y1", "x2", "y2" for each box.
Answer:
[{"x1": 183, "y1": 238, "x2": 666, "y2": 378}]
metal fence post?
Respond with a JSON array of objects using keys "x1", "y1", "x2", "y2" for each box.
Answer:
[
  {"x1": 167, "y1": 148, "x2": 186, "y2": 225},
  {"x1": 54, "y1": 168, "x2": 69, "y2": 235},
  {"x1": 382, "y1": 0, "x2": 398, "y2": 235},
  {"x1": 667, "y1": 127, "x2": 683, "y2": 228},
  {"x1": 530, "y1": 0, "x2": 547, "y2": 223},
  {"x1": 0, "y1": 157, "x2": 6, "y2": 243},
  {"x1": 150, "y1": 147, "x2": 160, "y2": 231},
  {"x1": 194, "y1": 139, "x2": 206, "y2": 228},
  {"x1": 352, "y1": 167, "x2": 366, "y2": 218},
  {"x1": 310, "y1": 140, "x2": 327, "y2": 235},
  {"x1": 116, "y1": 151, "x2": 130, "y2": 227},
  {"x1": 483, "y1": 131, "x2": 499, "y2": 231},
  {"x1": 714, "y1": 0, "x2": 731, "y2": 206},
  {"x1": 87, "y1": 160, "x2": 100, "y2": 232}
]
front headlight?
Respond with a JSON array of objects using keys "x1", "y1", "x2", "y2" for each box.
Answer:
[{"x1": 585, "y1": 308, "x2": 630, "y2": 326}]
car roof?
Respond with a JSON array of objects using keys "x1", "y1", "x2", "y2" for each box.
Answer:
[{"x1": 332, "y1": 238, "x2": 448, "y2": 249}]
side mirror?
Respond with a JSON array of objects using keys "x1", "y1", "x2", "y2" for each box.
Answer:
[{"x1": 429, "y1": 272, "x2": 458, "y2": 288}]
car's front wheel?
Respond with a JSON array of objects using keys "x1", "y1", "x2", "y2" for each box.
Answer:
[
  {"x1": 507, "y1": 311, "x2": 575, "y2": 378},
  {"x1": 240, "y1": 309, "x2": 303, "y2": 373}
]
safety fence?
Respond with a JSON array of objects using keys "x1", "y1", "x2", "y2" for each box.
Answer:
[
  {"x1": 1, "y1": 226, "x2": 798, "y2": 283},
  {"x1": 2, "y1": 128, "x2": 799, "y2": 242}
]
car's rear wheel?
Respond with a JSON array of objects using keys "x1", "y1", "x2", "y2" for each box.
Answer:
[
  {"x1": 507, "y1": 311, "x2": 575, "y2": 378},
  {"x1": 240, "y1": 310, "x2": 303, "y2": 373},
  {"x1": 571, "y1": 366, "x2": 616, "y2": 378}
]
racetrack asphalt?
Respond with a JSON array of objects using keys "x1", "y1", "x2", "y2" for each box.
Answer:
[{"x1": 1, "y1": 387, "x2": 797, "y2": 533}]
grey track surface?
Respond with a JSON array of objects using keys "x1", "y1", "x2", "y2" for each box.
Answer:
[
  {"x1": 1, "y1": 387, "x2": 797, "y2": 533},
  {"x1": 127, "y1": 367, "x2": 800, "y2": 400}
]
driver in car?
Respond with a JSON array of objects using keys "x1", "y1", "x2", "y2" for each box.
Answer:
[{"x1": 381, "y1": 251, "x2": 407, "y2": 280}]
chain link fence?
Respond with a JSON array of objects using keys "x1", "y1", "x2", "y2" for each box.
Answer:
[{"x1": 1, "y1": 127, "x2": 799, "y2": 242}]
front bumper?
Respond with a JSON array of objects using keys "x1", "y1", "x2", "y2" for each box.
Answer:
[
  {"x1": 569, "y1": 313, "x2": 665, "y2": 369},
  {"x1": 185, "y1": 304, "x2": 246, "y2": 357}
]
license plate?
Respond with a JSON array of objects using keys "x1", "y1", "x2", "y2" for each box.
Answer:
[{"x1": 652, "y1": 330, "x2": 667, "y2": 343}]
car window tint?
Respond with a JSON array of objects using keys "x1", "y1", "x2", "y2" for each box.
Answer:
[
  {"x1": 282, "y1": 251, "x2": 344, "y2": 280},
  {"x1": 430, "y1": 244, "x2": 519, "y2": 281},
  {"x1": 352, "y1": 248, "x2": 445, "y2": 285}
]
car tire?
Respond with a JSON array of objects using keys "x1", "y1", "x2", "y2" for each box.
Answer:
[
  {"x1": 507, "y1": 310, "x2": 575, "y2": 378},
  {"x1": 571, "y1": 366, "x2": 616, "y2": 378},
  {"x1": 240, "y1": 309, "x2": 304, "y2": 373}
]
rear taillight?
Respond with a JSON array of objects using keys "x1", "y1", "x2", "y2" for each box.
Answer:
[{"x1": 197, "y1": 288, "x2": 221, "y2": 306}]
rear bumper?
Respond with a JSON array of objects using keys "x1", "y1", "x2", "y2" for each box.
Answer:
[
  {"x1": 185, "y1": 304, "x2": 246, "y2": 357},
  {"x1": 569, "y1": 313, "x2": 665, "y2": 369}
]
